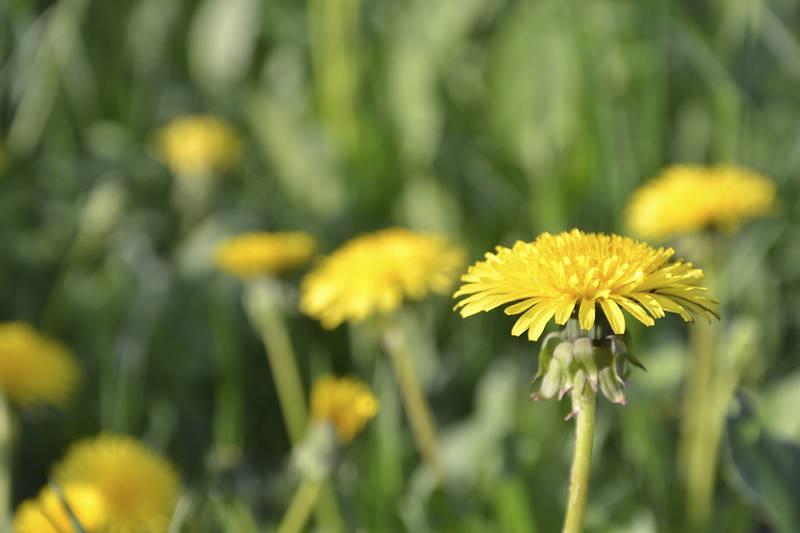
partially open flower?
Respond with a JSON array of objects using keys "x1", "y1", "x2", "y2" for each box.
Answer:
[
  {"x1": 156, "y1": 115, "x2": 241, "y2": 177},
  {"x1": 0, "y1": 322, "x2": 80, "y2": 407},
  {"x1": 311, "y1": 375, "x2": 378, "y2": 443},
  {"x1": 301, "y1": 228, "x2": 465, "y2": 329},
  {"x1": 626, "y1": 165, "x2": 775, "y2": 240},
  {"x1": 215, "y1": 231, "x2": 316, "y2": 280},
  {"x1": 54, "y1": 434, "x2": 180, "y2": 532}
]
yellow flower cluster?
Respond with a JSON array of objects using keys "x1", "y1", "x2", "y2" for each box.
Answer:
[
  {"x1": 311, "y1": 375, "x2": 378, "y2": 443},
  {"x1": 215, "y1": 231, "x2": 316, "y2": 279},
  {"x1": 0, "y1": 322, "x2": 80, "y2": 407},
  {"x1": 52, "y1": 434, "x2": 180, "y2": 532},
  {"x1": 156, "y1": 115, "x2": 241, "y2": 177},
  {"x1": 455, "y1": 229, "x2": 718, "y2": 341},
  {"x1": 13, "y1": 484, "x2": 108, "y2": 533},
  {"x1": 301, "y1": 228, "x2": 465, "y2": 328},
  {"x1": 626, "y1": 165, "x2": 775, "y2": 239}
]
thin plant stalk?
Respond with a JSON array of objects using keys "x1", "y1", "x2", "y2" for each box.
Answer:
[
  {"x1": 277, "y1": 479, "x2": 322, "y2": 533},
  {"x1": 246, "y1": 293, "x2": 308, "y2": 445},
  {"x1": 680, "y1": 319, "x2": 718, "y2": 531},
  {"x1": 0, "y1": 393, "x2": 11, "y2": 530},
  {"x1": 243, "y1": 283, "x2": 344, "y2": 532},
  {"x1": 678, "y1": 239, "x2": 720, "y2": 531},
  {"x1": 383, "y1": 323, "x2": 444, "y2": 482},
  {"x1": 562, "y1": 387, "x2": 596, "y2": 533}
]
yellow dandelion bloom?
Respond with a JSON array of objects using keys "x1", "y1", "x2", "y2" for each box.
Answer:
[
  {"x1": 0, "y1": 322, "x2": 80, "y2": 407},
  {"x1": 626, "y1": 165, "x2": 775, "y2": 240},
  {"x1": 454, "y1": 229, "x2": 718, "y2": 341},
  {"x1": 311, "y1": 375, "x2": 378, "y2": 442},
  {"x1": 301, "y1": 228, "x2": 465, "y2": 328},
  {"x1": 156, "y1": 115, "x2": 241, "y2": 177},
  {"x1": 13, "y1": 483, "x2": 107, "y2": 533},
  {"x1": 215, "y1": 231, "x2": 316, "y2": 279},
  {"x1": 54, "y1": 434, "x2": 180, "y2": 533},
  {"x1": 12, "y1": 501, "x2": 57, "y2": 533}
]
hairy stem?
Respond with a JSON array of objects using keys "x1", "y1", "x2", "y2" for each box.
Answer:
[{"x1": 562, "y1": 387, "x2": 596, "y2": 533}]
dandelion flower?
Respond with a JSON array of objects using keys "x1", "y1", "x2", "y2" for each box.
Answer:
[
  {"x1": 0, "y1": 322, "x2": 80, "y2": 407},
  {"x1": 12, "y1": 483, "x2": 109, "y2": 533},
  {"x1": 156, "y1": 115, "x2": 241, "y2": 177},
  {"x1": 54, "y1": 434, "x2": 180, "y2": 533},
  {"x1": 301, "y1": 228, "x2": 465, "y2": 328},
  {"x1": 215, "y1": 232, "x2": 316, "y2": 279},
  {"x1": 311, "y1": 376, "x2": 378, "y2": 442},
  {"x1": 627, "y1": 165, "x2": 775, "y2": 240},
  {"x1": 454, "y1": 229, "x2": 718, "y2": 341}
]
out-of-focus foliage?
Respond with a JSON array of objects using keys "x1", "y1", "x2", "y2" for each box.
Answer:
[{"x1": 1, "y1": 0, "x2": 799, "y2": 531}]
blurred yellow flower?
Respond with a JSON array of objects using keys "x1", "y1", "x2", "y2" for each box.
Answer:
[
  {"x1": 156, "y1": 115, "x2": 241, "y2": 177},
  {"x1": 454, "y1": 229, "x2": 718, "y2": 341},
  {"x1": 311, "y1": 375, "x2": 378, "y2": 443},
  {"x1": 0, "y1": 322, "x2": 80, "y2": 407},
  {"x1": 301, "y1": 228, "x2": 465, "y2": 328},
  {"x1": 54, "y1": 434, "x2": 180, "y2": 533},
  {"x1": 13, "y1": 483, "x2": 108, "y2": 533},
  {"x1": 215, "y1": 231, "x2": 316, "y2": 279},
  {"x1": 626, "y1": 165, "x2": 775, "y2": 240}
]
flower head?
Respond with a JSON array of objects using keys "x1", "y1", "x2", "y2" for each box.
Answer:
[
  {"x1": 0, "y1": 322, "x2": 80, "y2": 407},
  {"x1": 626, "y1": 165, "x2": 775, "y2": 240},
  {"x1": 13, "y1": 483, "x2": 108, "y2": 533},
  {"x1": 54, "y1": 434, "x2": 180, "y2": 533},
  {"x1": 301, "y1": 228, "x2": 465, "y2": 328},
  {"x1": 454, "y1": 229, "x2": 718, "y2": 342},
  {"x1": 156, "y1": 115, "x2": 241, "y2": 177},
  {"x1": 311, "y1": 375, "x2": 378, "y2": 443},
  {"x1": 215, "y1": 232, "x2": 316, "y2": 279}
]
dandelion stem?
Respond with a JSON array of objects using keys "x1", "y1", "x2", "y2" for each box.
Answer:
[
  {"x1": 277, "y1": 479, "x2": 322, "y2": 533},
  {"x1": 0, "y1": 393, "x2": 11, "y2": 530},
  {"x1": 243, "y1": 282, "x2": 344, "y2": 532},
  {"x1": 383, "y1": 323, "x2": 444, "y2": 483},
  {"x1": 245, "y1": 286, "x2": 308, "y2": 445},
  {"x1": 562, "y1": 386, "x2": 596, "y2": 533},
  {"x1": 680, "y1": 319, "x2": 718, "y2": 532}
]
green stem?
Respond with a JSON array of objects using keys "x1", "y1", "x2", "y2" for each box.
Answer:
[
  {"x1": 245, "y1": 286, "x2": 308, "y2": 445},
  {"x1": 277, "y1": 479, "x2": 322, "y2": 533},
  {"x1": 562, "y1": 387, "x2": 596, "y2": 533},
  {"x1": 383, "y1": 324, "x2": 444, "y2": 483},
  {"x1": 680, "y1": 320, "x2": 717, "y2": 532},
  {"x1": 0, "y1": 393, "x2": 12, "y2": 531},
  {"x1": 243, "y1": 282, "x2": 344, "y2": 532}
]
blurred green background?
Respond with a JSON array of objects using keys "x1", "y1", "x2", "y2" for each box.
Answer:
[{"x1": 2, "y1": 0, "x2": 800, "y2": 531}]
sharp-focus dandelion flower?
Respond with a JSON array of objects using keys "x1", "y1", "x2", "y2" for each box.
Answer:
[
  {"x1": 156, "y1": 115, "x2": 241, "y2": 177},
  {"x1": 311, "y1": 375, "x2": 379, "y2": 443},
  {"x1": 454, "y1": 229, "x2": 718, "y2": 342},
  {"x1": 626, "y1": 165, "x2": 775, "y2": 240},
  {"x1": 215, "y1": 231, "x2": 316, "y2": 280},
  {"x1": 0, "y1": 322, "x2": 80, "y2": 407},
  {"x1": 301, "y1": 228, "x2": 465, "y2": 328},
  {"x1": 54, "y1": 435, "x2": 180, "y2": 533},
  {"x1": 13, "y1": 484, "x2": 108, "y2": 533},
  {"x1": 454, "y1": 228, "x2": 719, "y2": 533}
]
